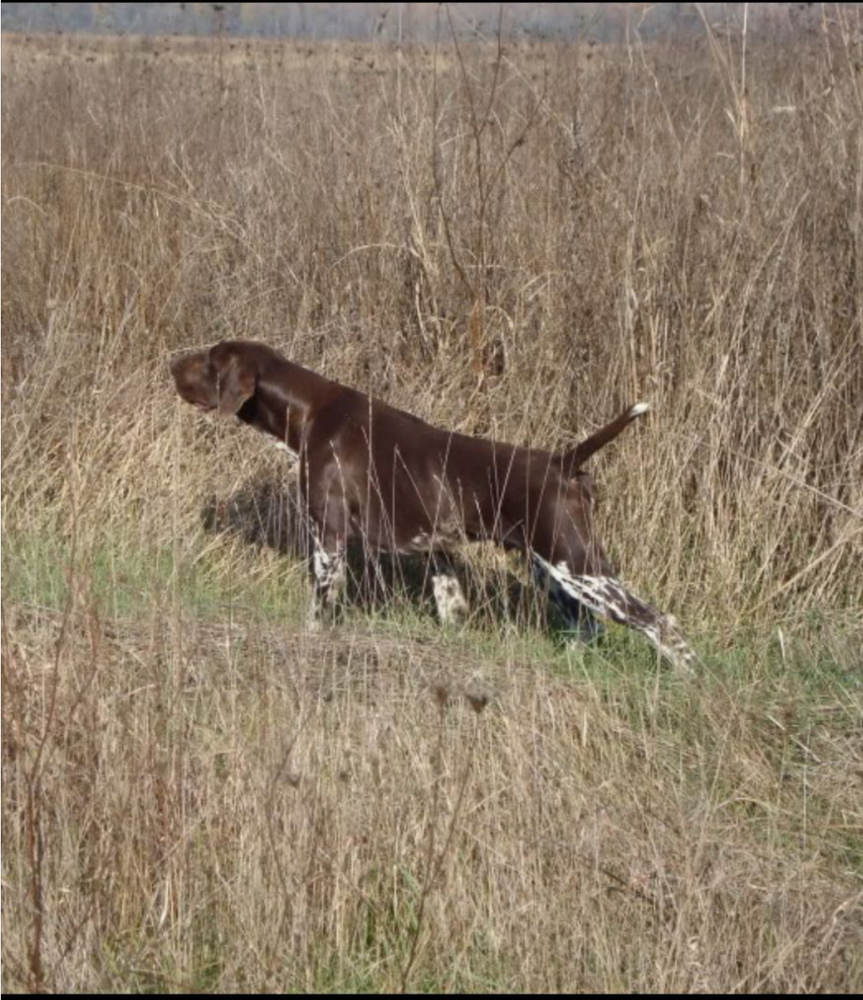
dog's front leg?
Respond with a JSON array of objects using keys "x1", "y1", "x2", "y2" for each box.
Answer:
[
  {"x1": 431, "y1": 569, "x2": 469, "y2": 625},
  {"x1": 308, "y1": 533, "x2": 346, "y2": 630}
]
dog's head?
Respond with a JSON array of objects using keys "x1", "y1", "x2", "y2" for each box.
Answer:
[{"x1": 170, "y1": 341, "x2": 257, "y2": 415}]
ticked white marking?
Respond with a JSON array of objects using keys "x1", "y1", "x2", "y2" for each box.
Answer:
[
  {"x1": 432, "y1": 573, "x2": 469, "y2": 625},
  {"x1": 308, "y1": 539, "x2": 346, "y2": 629},
  {"x1": 532, "y1": 554, "x2": 694, "y2": 673}
]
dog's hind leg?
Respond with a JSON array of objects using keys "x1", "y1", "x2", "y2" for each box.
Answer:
[
  {"x1": 532, "y1": 554, "x2": 695, "y2": 673},
  {"x1": 531, "y1": 554, "x2": 605, "y2": 644}
]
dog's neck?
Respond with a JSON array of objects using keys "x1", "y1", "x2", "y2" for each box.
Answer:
[{"x1": 236, "y1": 355, "x2": 341, "y2": 452}]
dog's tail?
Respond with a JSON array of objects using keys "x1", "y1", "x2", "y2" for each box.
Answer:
[{"x1": 557, "y1": 402, "x2": 650, "y2": 470}]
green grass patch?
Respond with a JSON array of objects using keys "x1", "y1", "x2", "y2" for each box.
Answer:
[{"x1": 1, "y1": 527, "x2": 308, "y2": 623}]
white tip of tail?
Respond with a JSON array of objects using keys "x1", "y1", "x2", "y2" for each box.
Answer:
[{"x1": 629, "y1": 402, "x2": 650, "y2": 418}]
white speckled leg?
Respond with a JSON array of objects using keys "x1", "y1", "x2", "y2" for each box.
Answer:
[
  {"x1": 308, "y1": 537, "x2": 346, "y2": 629},
  {"x1": 532, "y1": 555, "x2": 605, "y2": 644},
  {"x1": 431, "y1": 572, "x2": 469, "y2": 625},
  {"x1": 532, "y1": 554, "x2": 695, "y2": 673}
]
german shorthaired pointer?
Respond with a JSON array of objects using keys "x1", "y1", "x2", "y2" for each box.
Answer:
[{"x1": 171, "y1": 340, "x2": 694, "y2": 671}]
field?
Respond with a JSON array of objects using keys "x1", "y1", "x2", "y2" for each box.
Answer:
[{"x1": 2, "y1": 18, "x2": 863, "y2": 992}]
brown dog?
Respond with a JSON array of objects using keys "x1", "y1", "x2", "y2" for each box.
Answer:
[{"x1": 171, "y1": 340, "x2": 694, "y2": 671}]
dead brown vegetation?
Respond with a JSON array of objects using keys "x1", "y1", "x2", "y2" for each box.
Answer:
[{"x1": 2, "y1": 17, "x2": 862, "y2": 992}]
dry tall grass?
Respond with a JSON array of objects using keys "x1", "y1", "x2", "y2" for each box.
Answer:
[{"x1": 2, "y1": 17, "x2": 862, "y2": 992}]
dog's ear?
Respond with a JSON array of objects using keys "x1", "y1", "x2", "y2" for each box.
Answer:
[{"x1": 216, "y1": 355, "x2": 256, "y2": 415}]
